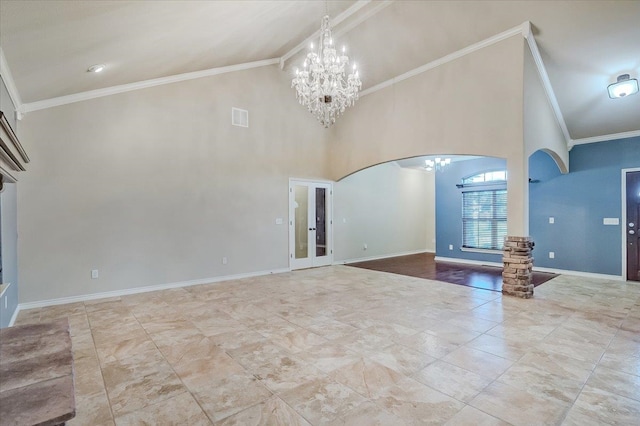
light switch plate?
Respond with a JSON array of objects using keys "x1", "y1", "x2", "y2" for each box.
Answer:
[
  {"x1": 275, "y1": 218, "x2": 283, "y2": 225},
  {"x1": 549, "y1": 217, "x2": 555, "y2": 224},
  {"x1": 603, "y1": 218, "x2": 619, "y2": 225}
]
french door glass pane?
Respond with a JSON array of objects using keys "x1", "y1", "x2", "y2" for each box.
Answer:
[
  {"x1": 294, "y1": 185, "x2": 308, "y2": 259},
  {"x1": 316, "y1": 188, "x2": 326, "y2": 257}
]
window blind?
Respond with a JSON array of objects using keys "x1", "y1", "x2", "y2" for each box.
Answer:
[{"x1": 462, "y1": 189, "x2": 507, "y2": 250}]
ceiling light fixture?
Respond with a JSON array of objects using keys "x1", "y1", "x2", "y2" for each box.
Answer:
[
  {"x1": 291, "y1": 14, "x2": 362, "y2": 128},
  {"x1": 425, "y1": 157, "x2": 451, "y2": 172},
  {"x1": 87, "y1": 64, "x2": 106, "y2": 73},
  {"x1": 607, "y1": 74, "x2": 638, "y2": 99}
]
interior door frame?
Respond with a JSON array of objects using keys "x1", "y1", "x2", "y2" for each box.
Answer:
[
  {"x1": 621, "y1": 167, "x2": 640, "y2": 281},
  {"x1": 289, "y1": 178, "x2": 334, "y2": 270}
]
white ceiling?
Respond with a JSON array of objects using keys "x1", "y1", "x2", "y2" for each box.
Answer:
[{"x1": 1, "y1": 0, "x2": 639, "y2": 142}]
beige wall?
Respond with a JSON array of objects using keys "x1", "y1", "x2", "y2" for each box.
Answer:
[
  {"x1": 16, "y1": 33, "x2": 536, "y2": 304},
  {"x1": 17, "y1": 65, "x2": 329, "y2": 303},
  {"x1": 329, "y1": 35, "x2": 528, "y2": 235},
  {"x1": 523, "y1": 40, "x2": 569, "y2": 172},
  {"x1": 334, "y1": 162, "x2": 435, "y2": 262}
]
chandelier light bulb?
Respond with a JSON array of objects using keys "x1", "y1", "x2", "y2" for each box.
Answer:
[
  {"x1": 342, "y1": 46, "x2": 346, "y2": 53},
  {"x1": 310, "y1": 42, "x2": 314, "y2": 50}
]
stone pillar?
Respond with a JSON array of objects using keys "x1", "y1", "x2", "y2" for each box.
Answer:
[{"x1": 502, "y1": 236, "x2": 534, "y2": 298}]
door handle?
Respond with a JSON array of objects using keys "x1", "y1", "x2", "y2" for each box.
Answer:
[{"x1": 630, "y1": 230, "x2": 636, "y2": 235}]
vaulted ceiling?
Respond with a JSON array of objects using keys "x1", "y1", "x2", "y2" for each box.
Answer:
[{"x1": 1, "y1": 0, "x2": 639, "y2": 142}]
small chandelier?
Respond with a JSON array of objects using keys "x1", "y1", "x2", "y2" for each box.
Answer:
[
  {"x1": 291, "y1": 15, "x2": 362, "y2": 128},
  {"x1": 425, "y1": 157, "x2": 451, "y2": 172}
]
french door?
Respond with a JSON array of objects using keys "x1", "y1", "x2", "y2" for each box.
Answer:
[{"x1": 289, "y1": 180, "x2": 333, "y2": 270}]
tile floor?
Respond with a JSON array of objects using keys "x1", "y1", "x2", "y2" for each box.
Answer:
[{"x1": 14, "y1": 266, "x2": 640, "y2": 425}]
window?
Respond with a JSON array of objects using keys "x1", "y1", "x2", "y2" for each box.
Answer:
[
  {"x1": 462, "y1": 170, "x2": 507, "y2": 185},
  {"x1": 461, "y1": 171, "x2": 507, "y2": 250}
]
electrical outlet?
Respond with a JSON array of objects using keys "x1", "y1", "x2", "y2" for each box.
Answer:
[
  {"x1": 549, "y1": 217, "x2": 555, "y2": 224},
  {"x1": 363, "y1": 243, "x2": 368, "y2": 250},
  {"x1": 449, "y1": 244, "x2": 453, "y2": 250},
  {"x1": 549, "y1": 252, "x2": 555, "y2": 259},
  {"x1": 222, "y1": 257, "x2": 228, "y2": 265},
  {"x1": 91, "y1": 269, "x2": 99, "y2": 279},
  {"x1": 275, "y1": 218, "x2": 283, "y2": 225}
]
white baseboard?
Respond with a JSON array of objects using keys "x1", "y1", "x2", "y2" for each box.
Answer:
[
  {"x1": 18, "y1": 268, "x2": 291, "y2": 311},
  {"x1": 434, "y1": 256, "x2": 503, "y2": 268},
  {"x1": 337, "y1": 249, "x2": 433, "y2": 265},
  {"x1": 434, "y1": 256, "x2": 623, "y2": 281},
  {"x1": 8, "y1": 304, "x2": 20, "y2": 327},
  {"x1": 532, "y1": 266, "x2": 623, "y2": 281}
]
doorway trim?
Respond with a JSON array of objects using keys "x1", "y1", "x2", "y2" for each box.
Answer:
[
  {"x1": 289, "y1": 178, "x2": 334, "y2": 270},
  {"x1": 621, "y1": 167, "x2": 640, "y2": 281}
]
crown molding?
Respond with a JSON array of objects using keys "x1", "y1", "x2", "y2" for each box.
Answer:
[
  {"x1": 279, "y1": 0, "x2": 388, "y2": 70},
  {"x1": 20, "y1": 58, "x2": 280, "y2": 114},
  {"x1": 522, "y1": 21, "x2": 572, "y2": 145},
  {"x1": 360, "y1": 22, "x2": 528, "y2": 97},
  {"x1": 570, "y1": 129, "x2": 640, "y2": 147},
  {"x1": 357, "y1": 21, "x2": 572, "y2": 148},
  {"x1": 0, "y1": 47, "x2": 23, "y2": 119}
]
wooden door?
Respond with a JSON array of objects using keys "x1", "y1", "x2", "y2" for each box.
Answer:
[{"x1": 627, "y1": 171, "x2": 640, "y2": 281}]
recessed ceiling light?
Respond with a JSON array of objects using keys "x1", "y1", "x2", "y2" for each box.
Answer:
[
  {"x1": 607, "y1": 74, "x2": 638, "y2": 99},
  {"x1": 87, "y1": 64, "x2": 106, "y2": 73}
]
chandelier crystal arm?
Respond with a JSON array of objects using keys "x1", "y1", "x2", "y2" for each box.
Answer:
[{"x1": 292, "y1": 15, "x2": 362, "y2": 127}]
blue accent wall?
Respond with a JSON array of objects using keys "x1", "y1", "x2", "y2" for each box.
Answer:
[
  {"x1": 435, "y1": 156, "x2": 506, "y2": 263},
  {"x1": 529, "y1": 136, "x2": 640, "y2": 276}
]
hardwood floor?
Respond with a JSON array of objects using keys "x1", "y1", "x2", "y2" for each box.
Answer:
[{"x1": 347, "y1": 253, "x2": 557, "y2": 292}]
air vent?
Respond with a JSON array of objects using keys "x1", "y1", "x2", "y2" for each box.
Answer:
[{"x1": 231, "y1": 107, "x2": 249, "y2": 128}]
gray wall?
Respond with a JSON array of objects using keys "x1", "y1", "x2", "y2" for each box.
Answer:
[
  {"x1": 329, "y1": 35, "x2": 530, "y2": 236},
  {"x1": 1, "y1": 183, "x2": 18, "y2": 327},
  {"x1": 0, "y1": 75, "x2": 19, "y2": 326},
  {"x1": 523, "y1": 41, "x2": 568, "y2": 170},
  {"x1": 334, "y1": 162, "x2": 434, "y2": 262},
  {"x1": 18, "y1": 65, "x2": 330, "y2": 303}
]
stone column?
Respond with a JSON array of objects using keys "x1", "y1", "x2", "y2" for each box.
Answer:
[{"x1": 502, "y1": 236, "x2": 534, "y2": 298}]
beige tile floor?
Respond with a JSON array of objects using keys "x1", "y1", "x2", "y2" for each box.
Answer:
[{"x1": 14, "y1": 266, "x2": 640, "y2": 425}]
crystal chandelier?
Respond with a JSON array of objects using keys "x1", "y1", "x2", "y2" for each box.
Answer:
[{"x1": 291, "y1": 15, "x2": 362, "y2": 128}]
